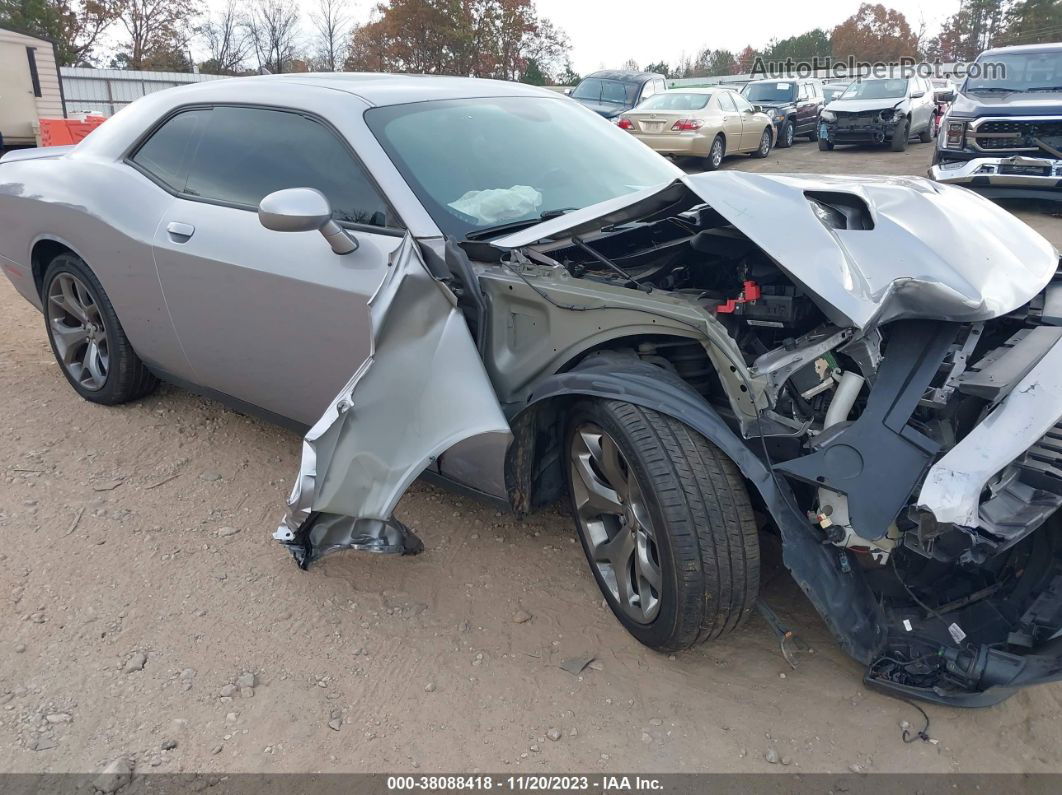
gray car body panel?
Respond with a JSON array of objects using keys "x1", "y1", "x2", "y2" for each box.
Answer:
[{"x1": 274, "y1": 234, "x2": 510, "y2": 555}]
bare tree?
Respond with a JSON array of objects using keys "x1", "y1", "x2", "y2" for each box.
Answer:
[
  {"x1": 198, "y1": 0, "x2": 250, "y2": 74},
  {"x1": 246, "y1": 0, "x2": 301, "y2": 73},
  {"x1": 310, "y1": 0, "x2": 349, "y2": 71},
  {"x1": 114, "y1": 0, "x2": 199, "y2": 70}
]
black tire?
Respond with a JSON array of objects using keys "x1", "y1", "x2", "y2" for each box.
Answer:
[
  {"x1": 818, "y1": 138, "x2": 834, "y2": 151},
  {"x1": 42, "y1": 253, "x2": 158, "y2": 405},
  {"x1": 565, "y1": 399, "x2": 760, "y2": 651},
  {"x1": 890, "y1": 118, "x2": 910, "y2": 151},
  {"x1": 918, "y1": 123, "x2": 933, "y2": 143},
  {"x1": 749, "y1": 127, "x2": 772, "y2": 158},
  {"x1": 704, "y1": 134, "x2": 725, "y2": 171},
  {"x1": 777, "y1": 119, "x2": 795, "y2": 148}
]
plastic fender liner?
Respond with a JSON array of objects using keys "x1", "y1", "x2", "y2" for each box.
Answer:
[{"x1": 515, "y1": 355, "x2": 887, "y2": 664}]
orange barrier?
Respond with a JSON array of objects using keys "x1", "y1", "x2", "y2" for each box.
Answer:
[{"x1": 39, "y1": 115, "x2": 107, "y2": 147}]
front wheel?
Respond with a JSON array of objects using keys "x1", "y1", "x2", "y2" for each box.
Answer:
[
  {"x1": 818, "y1": 138, "x2": 834, "y2": 151},
  {"x1": 777, "y1": 119, "x2": 795, "y2": 148},
  {"x1": 565, "y1": 399, "x2": 760, "y2": 651},
  {"x1": 890, "y1": 118, "x2": 910, "y2": 151},
  {"x1": 42, "y1": 253, "x2": 158, "y2": 405}
]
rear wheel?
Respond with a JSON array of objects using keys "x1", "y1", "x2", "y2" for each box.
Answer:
[
  {"x1": 565, "y1": 399, "x2": 760, "y2": 651},
  {"x1": 42, "y1": 253, "x2": 158, "y2": 405},
  {"x1": 750, "y1": 127, "x2": 772, "y2": 158},
  {"x1": 704, "y1": 135, "x2": 725, "y2": 171},
  {"x1": 819, "y1": 138, "x2": 834, "y2": 151},
  {"x1": 918, "y1": 123, "x2": 934, "y2": 143},
  {"x1": 890, "y1": 118, "x2": 910, "y2": 151}
]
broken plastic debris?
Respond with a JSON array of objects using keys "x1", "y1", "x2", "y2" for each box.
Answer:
[
  {"x1": 449, "y1": 185, "x2": 542, "y2": 225},
  {"x1": 560, "y1": 656, "x2": 595, "y2": 675}
]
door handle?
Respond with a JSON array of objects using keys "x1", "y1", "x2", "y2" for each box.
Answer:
[{"x1": 166, "y1": 221, "x2": 195, "y2": 241}]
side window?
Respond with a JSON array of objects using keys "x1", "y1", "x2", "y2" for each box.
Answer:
[
  {"x1": 732, "y1": 93, "x2": 754, "y2": 112},
  {"x1": 131, "y1": 109, "x2": 211, "y2": 192},
  {"x1": 798, "y1": 83, "x2": 809, "y2": 100},
  {"x1": 182, "y1": 106, "x2": 396, "y2": 228},
  {"x1": 640, "y1": 81, "x2": 656, "y2": 101},
  {"x1": 655, "y1": 79, "x2": 666, "y2": 94},
  {"x1": 717, "y1": 92, "x2": 737, "y2": 112}
]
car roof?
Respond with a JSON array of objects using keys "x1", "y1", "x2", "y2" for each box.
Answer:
[
  {"x1": 584, "y1": 70, "x2": 661, "y2": 84},
  {"x1": 661, "y1": 87, "x2": 721, "y2": 95},
  {"x1": 175, "y1": 72, "x2": 561, "y2": 107},
  {"x1": 745, "y1": 77, "x2": 815, "y2": 84},
  {"x1": 980, "y1": 42, "x2": 1062, "y2": 56}
]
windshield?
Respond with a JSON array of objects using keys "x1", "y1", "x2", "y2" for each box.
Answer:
[
  {"x1": 965, "y1": 50, "x2": 1062, "y2": 93},
  {"x1": 742, "y1": 82, "x2": 796, "y2": 103},
  {"x1": 571, "y1": 78, "x2": 638, "y2": 105},
  {"x1": 823, "y1": 86, "x2": 847, "y2": 101},
  {"x1": 365, "y1": 97, "x2": 679, "y2": 238},
  {"x1": 636, "y1": 92, "x2": 711, "y2": 111},
  {"x1": 840, "y1": 79, "x2": 908, "y2": 100}
]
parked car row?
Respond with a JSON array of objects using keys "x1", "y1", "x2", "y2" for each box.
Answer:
[{"x1": 570, "y1": 70, "x2": 951, "y2": 167}]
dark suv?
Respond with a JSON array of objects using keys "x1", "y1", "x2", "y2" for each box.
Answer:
[
  {"x1": 568, "y1": 70, "x2": 668, "y2": 120},
  {"x1": 740, "y1": 78, "x2": 823, "y2": 147},
  {"x1": 930, "y1": 43, "x2": 1062, "y2": 199}
]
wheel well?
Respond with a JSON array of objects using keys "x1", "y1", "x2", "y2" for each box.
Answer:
[
  {"x1": 31, "y1": 240, "x2": 76, "y2": 298},
  {"x1": 506, "y1": 335, "x2": 726, "y2": 516}
]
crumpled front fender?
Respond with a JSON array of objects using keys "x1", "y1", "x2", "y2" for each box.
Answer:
[{"x1": 275, "y1": 234, "x2": 511, "y2": 567}]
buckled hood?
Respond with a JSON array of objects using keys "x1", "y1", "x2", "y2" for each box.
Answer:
[{"x1": 493, "y1": 171, "x2": 1059, "y2": 330}]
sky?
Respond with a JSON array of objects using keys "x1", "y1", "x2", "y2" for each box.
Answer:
[
  {"x1": 196, "y1": 0, "x2": 963, "y2": 73},
  {"x1": 531, "y1": 0, "x2": 960, "y2": 74}
]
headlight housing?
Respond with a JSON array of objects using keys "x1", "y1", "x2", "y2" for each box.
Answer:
[
  {"x1": 774, "y1": 113, "x2": 785, "y2": 122},
  {"x1": 878, "y1": 108, "x2": 898, "y2": 122},
  {"x1": 820, "y1": 110, "x2": 835, "y2": 123},
  {"x1": 943, "y1": 119, "x2": 967, "y2": 150}
]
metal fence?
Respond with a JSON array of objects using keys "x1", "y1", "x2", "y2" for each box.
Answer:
[{"x1": 60, "y1": 67, "x2": 225, "y2": 116}]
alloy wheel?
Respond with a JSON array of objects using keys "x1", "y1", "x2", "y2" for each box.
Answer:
[
  {"x1": 710, "y1": 139, "x2": 723, "y2": 168},
  {"x1": 760, "y1": 129, "x2": 771, "y2": 155},
  {"x1": 570, "y1": 423, "x2": 662, "y2": 623},
  {"x1": 46, "y1": 272, "x2": 110, "y2": 391}
]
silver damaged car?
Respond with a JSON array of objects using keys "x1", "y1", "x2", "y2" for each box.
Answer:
[{"x1": 3, "y1": 74, "x2": 1062, "y2": 706}]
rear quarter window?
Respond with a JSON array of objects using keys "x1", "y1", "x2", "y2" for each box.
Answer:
[{"x1": 130, "y1": 110, "x2": 211, "y2": 192}]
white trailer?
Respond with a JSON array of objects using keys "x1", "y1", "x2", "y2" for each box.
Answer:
[{"x1": 0, "y1": 26, "x2": 65, "y2": 148}]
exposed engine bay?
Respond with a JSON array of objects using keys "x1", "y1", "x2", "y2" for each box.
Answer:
[{"x1": 492, "y1": 177, "x2": 1062, "y2": 706}]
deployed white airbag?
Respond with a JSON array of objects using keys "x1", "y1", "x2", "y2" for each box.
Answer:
[{"x1": 449, "y1": 185, "x2": 542, "y2": 225}]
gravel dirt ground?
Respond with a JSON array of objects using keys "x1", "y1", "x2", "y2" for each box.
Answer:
[{"x1": 2, "y1": 139, "x2": 1062, "y2": 777}]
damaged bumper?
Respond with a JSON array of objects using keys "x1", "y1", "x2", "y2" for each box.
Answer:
[
  {"x1": 819, "y1": 120, "x2": 898, "y2": 145},
  {"x1": 930, "y1": 154, "x2": 1062, "y2": 196},
  {"x1": 918, "y1": 328, "x2": 1062, "y2": 532}
]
